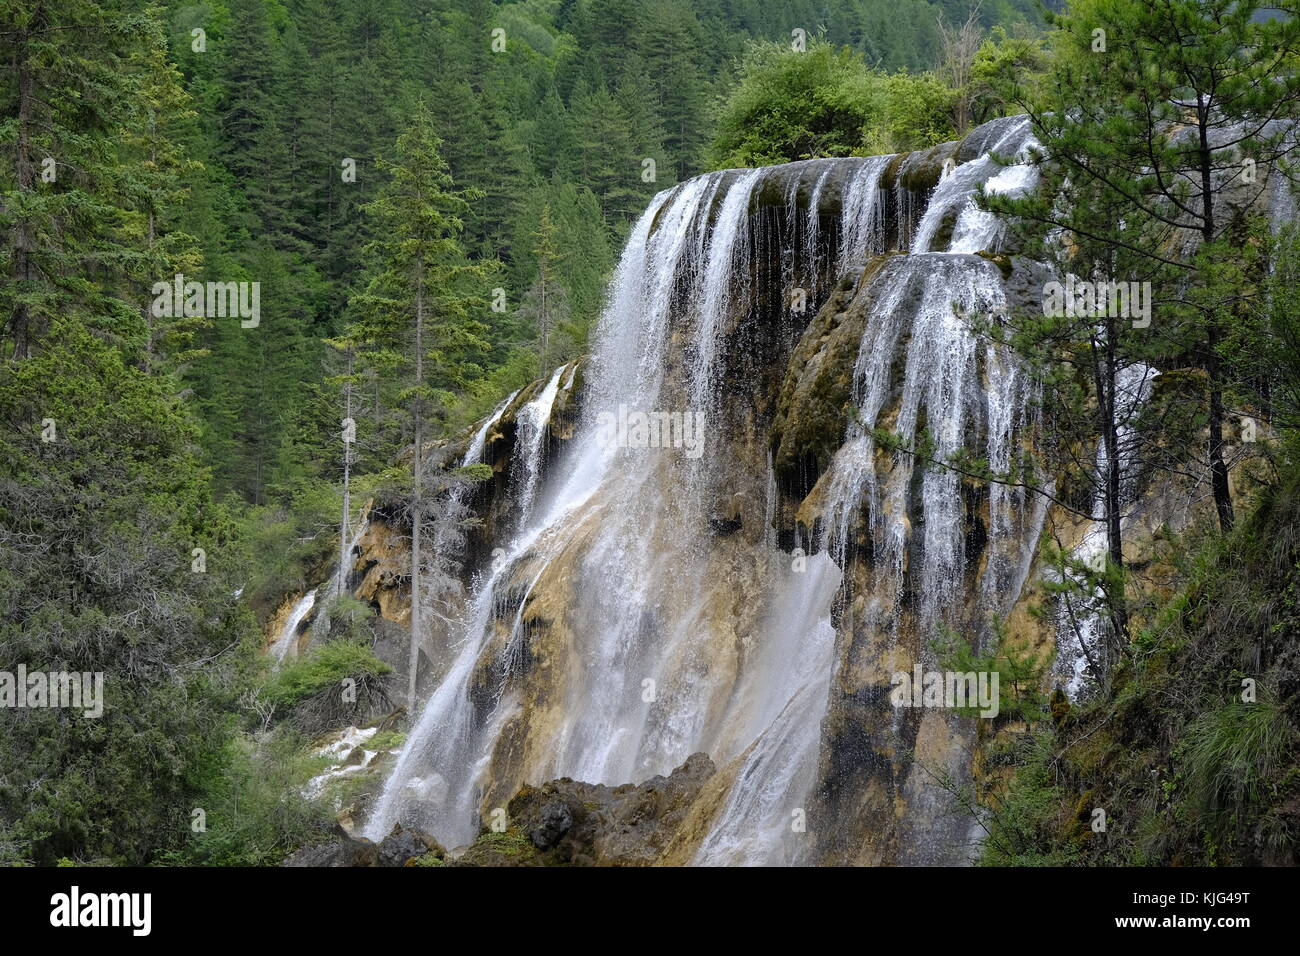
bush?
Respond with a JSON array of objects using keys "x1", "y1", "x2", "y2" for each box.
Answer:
[
  {"x1": 156, "y1": 734, "x2": 334, "y2": 867},
  {"x1": 267, "y1": 640, "x2": 393, "y2": 734},
  {"x1": 934, "y1": 619, "x2": 1053, "y2": 723},
  {"x1": 709, "y1": 39, "x2": 957, "y2": 168}
]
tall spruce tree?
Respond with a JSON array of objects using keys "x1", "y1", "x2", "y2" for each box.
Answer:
[
  {"x1": 118, "y1": 7, "x2": 205, "y2": 378},
  {"x1": 349, "y1": 102, "x2": 493, "y2": 712},
  {"x1": 1, "y1": 0, "x2": 142, "y2": 358}
]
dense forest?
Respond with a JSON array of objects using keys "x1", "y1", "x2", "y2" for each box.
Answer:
[{"x1": 2, "y1": 0, "x2": 1299, "y2": 878}]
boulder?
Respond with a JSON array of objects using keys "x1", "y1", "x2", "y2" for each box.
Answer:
[{"x1": 376, "y1": 823, "x2": 446, "y2": 867}]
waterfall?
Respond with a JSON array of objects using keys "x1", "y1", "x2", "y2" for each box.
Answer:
[
  {"x1": 362, "y1": 187, "x2": 680, "y2": 844},
  {"x1": 839, "y1": 154, "x2": 893, "y2": 273},
  {"x1": 1058, "y1": 363, "x2": 1156, "y2": 693},
  {"x1": 912, "y1": 116, "x2": 1036, "y2": 254},
  {"x1": 280, "y1": 391, "x2": 523, "y2": 669},
  {"x1": 803, "y1": 165, "x2": 835, "y2": 300},
  {"x1": 819, "y1": 255, "x2": 1044, "y2": 632},
  {"x1": 949, "y1": 157, "x2": 1038, "y2": 254},
  {"x1": 300, "y1": 514, "x2": 372, "y2": 649},
  {"x1": 364, "y1": 119, "x2": 1054, "y2": 861},
  {"x1": 329, "y1": 515, "x2": 370, "y2": 601},
  {"x1": 693, "y1": 552, "x2": 842, "y2": 866},
  {"x1": 468, "y1": 390, "x2": 519, "y2": 467},
  {"x1": 512, "y1": 366, "x2": 567, "y2": 529},
  {"x1": 689, "y1": 168, "x2": 765, "y2": 418},
  {"x1": 270, "y1": 589, "x2": 317, "y2": 663}
]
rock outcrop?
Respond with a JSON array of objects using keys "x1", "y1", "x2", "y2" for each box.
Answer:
[
  {"x1": 283, "y1": 823, "x2": 446, "y2": 868},
  {"x1": 453, "y1": 753, "x2": 718, "y2": 867}
]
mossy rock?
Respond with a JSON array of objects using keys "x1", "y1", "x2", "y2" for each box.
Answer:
[
  {"x1": 770, "y1": 256, "x2": 897, "y2": 496},
  {"x1": 975, "y1": 249, "x2": 1014, "y2": 279},
  {"x1": 451, "y1": 826, "x2": 551, "y2": 867}
]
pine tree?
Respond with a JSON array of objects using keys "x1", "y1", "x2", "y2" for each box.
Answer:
[
  {"x1": 217, "y1": 0, "x2": 293, "y2": 241},
  {"x1": 349, "y1": 102, "x2": 493, "y2": 712},
  {"x1": 988, "y1": 0, "x2": 1300, "y2": 535},
  {"x1": 0, "y1": 0, "x2": 143, "y2": 358},
  {"x1": 636, "y1": 0, "x2": 709, "y2": 180},
  {"x1": 118, "y1": 6, "x2": 206, "y2": 378},
  {"x1": 569, "y1": 78, "x2": 645, "y2": 233},
  {"x1": 516, "y1": 205, "x2": 571, "y2": 366}
]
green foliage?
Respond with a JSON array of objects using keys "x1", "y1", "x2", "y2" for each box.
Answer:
[
  {"x1": 234, "y1": 480, "x2": 343, "y2": 621},
  {"x1": 0, "y1": 320, "x2": 258, "y2": 865},
  {"x1": 1180, "y1": 689, "x2": 1296, "y2": 839},
  {"x1": 710, "y1": 40, "x2": 959, "y2": 167},
  {"x1": 979, "y1": 457, "x2": 1300, "y2": 865},
  {"x1": 267, "y1": 640, "x2": 391, "y2": 711},
  {"x1": 322, "y1": 594, "x2": 380, "y2": 643},
  {"x1": 0, "y1": 0, "x2": 151, "y2": 358},
  {"x1": 976, "y1": 731, "x2": 1086, "y2": 866},
  {"x1": 1238, "y1": 225, "x2": 1300, "y2": 433},
  {"x1": 986, "y1": 0, "x2": 1300, "y2": 550},
  {"x1": 156, "y1": 733, "x2": 334, "y2": 867},
  {"x1": 967, "y1": 25, "x2": 1048, "y2": 127},
  {"x1": 934, "y1": 620, "x2": 1054, "y2": 723},
  {"x1": 868, "y1": 70, "x2": 959, "y2": 154},
  {"x1": 349, "y1": 100, "x2": 495, "y2": 444},
  {"x1": 364, "y1": 728, "x2": 408, "y2": 753}
]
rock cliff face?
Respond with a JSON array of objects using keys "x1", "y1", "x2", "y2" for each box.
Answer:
[{"x1": 272, "y1": 113, "x2": 1284, "y2": 865}]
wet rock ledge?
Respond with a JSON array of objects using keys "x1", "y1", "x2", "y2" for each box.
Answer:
[{"x1": 285, "y1": 753, "x2": 717, "y2": 867}]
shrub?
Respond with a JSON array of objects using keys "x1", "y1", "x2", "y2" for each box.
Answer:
[{"x1": 268, "y1": 640, "x2": 393, "y2": 734}]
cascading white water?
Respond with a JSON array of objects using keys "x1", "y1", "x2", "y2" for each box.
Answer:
[
  {"x1": 270, "y1": 589, "x2": 317, "y2": 663},
  {"x1": 468, "y1": 390, "x2": 520, "y2": 466},
  {"x1": 840, "y1": 155, "x2": 894, "y2": 273},
  {"x1": 512, "y1": 366, "x2": 568, "y2": 529},
  {"x1": 980, "y1": 344, "x2": 1051, "y2": 625},
  {"x1": 303, "y1": 513, "x2": 372, "y2": 647},
  {"x1": 949, "y1": 157, "x2": 1039, "y2": 254},
  {"x1": 821, "y1": 255, "x2": 1044, "y2": 627},
  {"x1": 365, "y1": 122, "x2": 1053, "y2": 861},
  {"x1": 689, "y1": 169, "x2": 766, "y2": 419},
  {"x1": 363, "y1": 185, "x2": 683, "y2": 844},
  {"x1": 913, "y1": 116, "x2": 1036, "y2": 254},
  {"x1": 291, "y1": 389, "x2": 513, "y2": 663},
  {"x1": 367, "y1": 165, "x2": 849, "y2": 846},
  {"x1": 336, "y1": 517, "x2": 369, "y2": 595},
  {"x1": 692, "y1": 552, "x2": 842, "y2": 866},
  {"x1": 802, "y1": 165, "x2": 835, "y2": 300},
  {"x1": 427, "y1": 389, "x2": 522, "y2": 568}
]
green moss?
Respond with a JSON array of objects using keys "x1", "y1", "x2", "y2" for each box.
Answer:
[
  {"x1": 364, "y1": 729, "x2": 407, "y2": 752},
  {"x1": 771, "y1": 261, "x2": 896, "y2": 485},
  {"x1": 452, "y1": 825, "x2": 552, "y2": 867},
  {"x1": 975, "y1": 249, "x2": 1014, "y2": 279},
  {"x1": 476, "y1": 828, "x2": 532, "y2": 855}
]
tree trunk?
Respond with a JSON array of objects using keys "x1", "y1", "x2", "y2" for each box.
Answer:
[
  {"x1": 1198, "y1": 93, "x2": 1235, "y2": 533},
  {"x1": 1101, "y1": 317, "x2": 1128, "y2": 653},
  {"x1": 338, "y1": 346, "x2": 354, "y2": 598},
  {"x1": 1089, "y1": 318, "x2": 1128, "y2": 666},
  {"x1": 408, "y1": 273, "x2": 424, "y2": 715}
]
